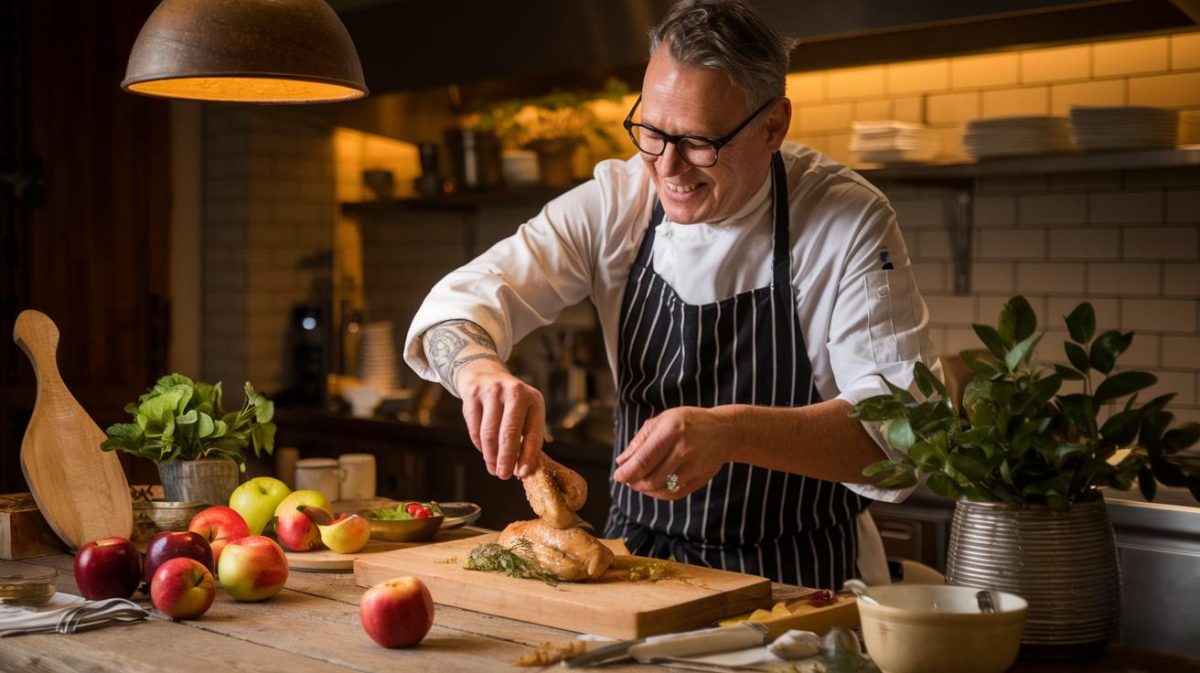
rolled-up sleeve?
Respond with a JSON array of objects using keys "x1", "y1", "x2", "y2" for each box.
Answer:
[
  {"x1": 403, "y1": 180, "x2": 603, "y2": 381},
  {"x1": 826, "y1": 201, "x2": 940, "y2": 503}
]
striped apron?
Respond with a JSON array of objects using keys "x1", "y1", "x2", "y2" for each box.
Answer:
[{"x1": 603, "y1": 152, "x2": 866, "y2": 589}]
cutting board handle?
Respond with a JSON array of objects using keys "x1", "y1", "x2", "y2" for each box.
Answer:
[{"x1": 13, "y1": 310, "x2": 64, "y2": 388}]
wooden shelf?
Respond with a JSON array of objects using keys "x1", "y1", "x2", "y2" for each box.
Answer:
[
  {"x1": 859, "y1": 146, "x2": 1200, "y2": 181},
  {"x1": 340, "y1": 184, "x2": 576, "y2": 213}
]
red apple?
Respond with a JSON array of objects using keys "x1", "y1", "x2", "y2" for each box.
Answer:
[
  {"x1": 73, "y1": 537, "x2": 142, "y2": 600},
  {"x1": 150, "y1": 557, "x2": 215, "y2": 619},
  {"x1": 275, "y1": 502, "x2": 329, "y2": 552},
  {"x1": 360, "y1": 576, "x2": 434, "y2": 648},
  {"x1": 188, "y1": 505, "x2": 251, "y2": 566},
  {"x1": 217, "y1": 535, "x2": 289, "y2": 602},
  {"x1": 143, "y1": 531, "x2": 214, "y2": 588}
]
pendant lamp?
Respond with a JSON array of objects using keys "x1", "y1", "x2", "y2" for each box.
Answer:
[{"x1": 122, "y1": 0, "x2": 368, "y2": 104}]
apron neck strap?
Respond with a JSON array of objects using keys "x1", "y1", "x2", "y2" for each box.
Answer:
[{"x1": 635, "y1": 151, "x2": 791, "y2": 282}]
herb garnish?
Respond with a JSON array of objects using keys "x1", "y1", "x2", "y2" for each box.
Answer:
[{"x1": 464, "y1": 540, "x2": 561, "y2": 586}]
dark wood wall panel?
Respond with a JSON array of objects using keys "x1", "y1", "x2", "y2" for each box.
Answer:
[{"x1": 1, "y1": 0, "x2": 171, "y2": 493}]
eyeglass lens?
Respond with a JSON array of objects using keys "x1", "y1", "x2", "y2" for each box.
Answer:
[{"x1": 629, "y1": 127, "x2": 719, "y2": 167}]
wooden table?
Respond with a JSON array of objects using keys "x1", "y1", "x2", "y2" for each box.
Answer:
[{"x1": 5, "y1": 553, "x2": 1198, "y2": 673}]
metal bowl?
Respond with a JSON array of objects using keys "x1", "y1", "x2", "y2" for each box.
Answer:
[
  {"x1": 132, "y1": 500, "x2": 206, "y2": 545},
  {"x1": 357, "y1": 510, "x2": 444, "y2": 542}
]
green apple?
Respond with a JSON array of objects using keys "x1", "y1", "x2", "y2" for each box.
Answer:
[{"x1": 229, "y1": 477, "x2": 292, "y2": 535}]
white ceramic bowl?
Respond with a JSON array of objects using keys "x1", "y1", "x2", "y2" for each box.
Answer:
[{"x1": 857, "y1": 584, "x2": 1027, "y2": 673}]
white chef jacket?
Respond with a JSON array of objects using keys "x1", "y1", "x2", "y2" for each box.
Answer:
[{"x1": 405, "y1": 142, "x2": 939, "y2": 582}]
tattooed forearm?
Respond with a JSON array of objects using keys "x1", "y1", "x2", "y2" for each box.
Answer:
[
  {"x1": 441, "y1": 319, "x2": 497, "y2": 351},
  {"x1": 423, "y1": 321, "x2": 504, "y2": 397},
  {"x1": 424, "y1": 325, "x2": 467, "y2": 382}
]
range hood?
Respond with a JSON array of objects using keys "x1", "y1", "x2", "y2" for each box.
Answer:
[{"x1": 331, "y1": 0, "x2": 1200, "y2": 101}]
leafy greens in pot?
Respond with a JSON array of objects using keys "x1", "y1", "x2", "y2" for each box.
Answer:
[{"x1": 101, "y1": 373, "x2": 276, "y2": 471}]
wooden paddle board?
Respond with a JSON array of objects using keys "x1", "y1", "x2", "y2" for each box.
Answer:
[
  {"x1": 14, "y1": 311, "x2": 132, "y2": 550},
  {"x1": 286, "y1": 525, "x2": 487, "y2": 572},
  {"x1": 354, "y1": 533, "x2": 772, "y2": 639}
]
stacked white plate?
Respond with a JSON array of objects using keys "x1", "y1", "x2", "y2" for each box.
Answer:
[
  {"x1": 1069, "y1": 105, "x2": 1179, "y2": 151},
  {"x1": 358, "y1": 321, "x2": 397, "y2": 393},
  {"x1": 963, "y1": 116, "x2": 1076, "y2": 159},
  {"x1": 850, "y1": 121, "x2": 940, "y2": 164}
]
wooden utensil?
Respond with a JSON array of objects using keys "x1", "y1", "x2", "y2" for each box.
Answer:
[
  {"x1": 354, "y1": 534, "x2": 772, "y2": 639},
  {"x1": 14, "y1": 310, "x2": 133, "y2": 550}
]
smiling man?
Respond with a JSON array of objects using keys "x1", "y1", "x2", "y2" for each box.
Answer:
[{"x1": 404, "y1": 0, "x2": 937, "y2": 589}]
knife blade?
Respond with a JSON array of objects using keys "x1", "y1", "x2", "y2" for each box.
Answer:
[{"x1": 560, "y1": 622, "x2": 769, "y2": 668}]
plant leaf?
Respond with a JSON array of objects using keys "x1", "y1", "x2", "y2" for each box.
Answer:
[
  {"x1": 1094, "y1": 371, "x2": 1157, "y2": 405},
  {"x1": 1053, "y1": 364, "x2": 1084, "y2": 381},
  {"x1": 960, "y1": 349, "x2": 999, "y2": 377},
  {"x1": 1138, "y1": 466, "x2": 1157, "y2": 501},
  {"x1": 1004, "y1": 332, "x2": 1042, "y2": 372},
  {"x1": 884, "y1": 419, "x2": 917, "y2": 451},
  {"x1": 1089, "y1": 330, "x2": 1127, "y2": 375},
  {"x1": 972, "y1": 324, "x2": 1008, "y2": 361},
  {"x1": 1065, "y1": 303, "x2": 1096, "y2": 344},
  {"x1": 1064, "y1": 342, "x2": 1090, "y2": 373},
  {"x1": 1162, "y1": 423, "x2": 1200, "y2": 454},
  {"x1": 998, "y1": 295, "x2": 1038, "y2": 346}
]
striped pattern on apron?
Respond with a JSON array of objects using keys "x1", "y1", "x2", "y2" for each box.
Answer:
[{"x1": 603, "y1": 152, "x2": 866, "y2": 589}]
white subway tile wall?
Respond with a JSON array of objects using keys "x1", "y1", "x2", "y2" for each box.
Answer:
[
  {"x1": 865, "y1": 18, "x2": 1200, "y2": 422},
  {"x1": 203, "y1": 107, "x2": 335, "y2": 394}
]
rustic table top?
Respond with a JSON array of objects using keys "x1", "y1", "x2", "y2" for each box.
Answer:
[{"x1": 5, "y1": 552, "x2": 1198, "y2": 673}]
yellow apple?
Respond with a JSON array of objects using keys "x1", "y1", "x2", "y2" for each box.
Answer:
[
  {"x1": 229, "y1": 477, "x2": 292, "y2": 535},
  {"x1": 317, "y1": 513, "x2": 371, "y2": 554}
]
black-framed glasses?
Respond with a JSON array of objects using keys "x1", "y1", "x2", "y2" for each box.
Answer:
[{"x1": 622, "y1": 94, "x2": 776, "y2": 168}]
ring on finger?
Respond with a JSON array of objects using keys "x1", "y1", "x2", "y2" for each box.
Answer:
[{"x1": 666, "y1": 473, "x2": 681, "y2": 493}]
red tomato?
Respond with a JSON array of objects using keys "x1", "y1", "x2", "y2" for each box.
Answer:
[
  {"x1": 413, "y1": 507, "x2": 433, "y2": 519},
  {"x1": 405, "y1": 502, "x2": 423, "y2": 515}
]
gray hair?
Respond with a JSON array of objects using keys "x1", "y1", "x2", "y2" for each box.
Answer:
[{"x1": 649, "y1": 0, "x2": 794, "y2": 108}]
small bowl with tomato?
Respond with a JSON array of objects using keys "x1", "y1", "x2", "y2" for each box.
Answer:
[{"x1": 358, "y1": 501, "x2": 444, "y2": 542}]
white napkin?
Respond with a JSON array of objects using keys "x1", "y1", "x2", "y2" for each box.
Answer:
[{"x1": 0, "y1": 593, "x2": 150, "y2": 637}]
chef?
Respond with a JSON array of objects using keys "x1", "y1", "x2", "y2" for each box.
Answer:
[{"x1": 404, "y1": 0, "x2": 937, "y2": 589}]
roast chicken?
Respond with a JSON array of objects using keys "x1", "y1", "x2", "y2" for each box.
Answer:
[
  {"x1": 522, "y1": 453, "x2": 588, "y2": 529},
  {"x1": 498, "y1": 518, "x2": 614, "y2": 581},
  {"x1": 499, "y1": 453, "x2": 612, "y2": 581}
]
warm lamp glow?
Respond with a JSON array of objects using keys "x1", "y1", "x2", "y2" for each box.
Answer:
[{"x1": 122, "y1": 0, "x2": 367, "y2": 104}]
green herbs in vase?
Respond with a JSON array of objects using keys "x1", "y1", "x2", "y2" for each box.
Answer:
[
  {"x1": 850, "y1": 296, "x2": 1200, "y2": 509},
  {"x1": 101, "y1": 373, "x2": 276, "y2": 471}
]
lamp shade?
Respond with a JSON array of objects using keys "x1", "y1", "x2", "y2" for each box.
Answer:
[{"x1": 122, "y1": 0, "x2": 367, "y2": 104}]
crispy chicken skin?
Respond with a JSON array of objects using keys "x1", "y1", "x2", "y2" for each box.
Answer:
[
  {"x1": 522, "y1": 454, "x2": 588, "y2": 529},
  {"x1": 499, "y1": 518, "x2": 614, "y2": 581}
]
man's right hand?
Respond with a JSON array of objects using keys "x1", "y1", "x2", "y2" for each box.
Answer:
[
  {"x1": 455, "y1": 358, "x2": 545, "y2": 480},
  {"x1": 422, "y1": 320, "x2": 544, "y2": 480}
]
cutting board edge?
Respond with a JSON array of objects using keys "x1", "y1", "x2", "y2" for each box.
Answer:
[{"x1": 354, "y1": 540, "x2": 777, "y2": 639}]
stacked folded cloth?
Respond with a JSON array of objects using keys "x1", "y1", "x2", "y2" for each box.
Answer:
[
  {"x1": 0, "y1": 593, "x2": 150, "y2": 637},
  {"x1": 850, "y1": 121, "x2": 940, "y2": 164},
  {"x1": 963, "y1": 116, "x2": 1076, "y2": 159}
]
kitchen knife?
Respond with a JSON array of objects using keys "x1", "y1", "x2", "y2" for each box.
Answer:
[{"x1": 560, "y1": 622, "x2": 769, "y2": 668}]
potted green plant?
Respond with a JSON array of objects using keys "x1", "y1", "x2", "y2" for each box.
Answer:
[
  {"x1": 851, "y1": 295, "x2": 1200, "y2": 657},
  {"x1": 101, "y1": 373, "x2": 277, "y2": 506},
  {"x1": 477, "y1": 79, "x2": 627, "y2": 187}
]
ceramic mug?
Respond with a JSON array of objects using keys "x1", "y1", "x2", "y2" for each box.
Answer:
[
  {"x1": 338, "y1": 453, "x2": 376, "y2": 501},
  {"x1": 294, "y1": 458, "x2": 342, "y2": 501}
]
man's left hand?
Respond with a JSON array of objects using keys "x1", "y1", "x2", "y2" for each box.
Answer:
[{"x1": 613, "y1": 406, "x2": 738, "y2": 500}]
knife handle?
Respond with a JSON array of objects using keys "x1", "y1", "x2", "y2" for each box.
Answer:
[{"x1": 628, "y1": 623, "x2": 768, "y2": 661}]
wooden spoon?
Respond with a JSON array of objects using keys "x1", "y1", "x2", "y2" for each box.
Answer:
[{"x1": 14, "y1": 310, "x2": 132, "y2": 550}]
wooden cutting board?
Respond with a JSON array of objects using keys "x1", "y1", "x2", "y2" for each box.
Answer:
[
  {"x1": 14, "y1": 310, "x2": 133, "y2": 550},
  {"x1": 354, "y1": 534, "x2": 772, "y2": 639},
  {"x1": 286, "y1": 526, "x2": 487, "y2": 572}
]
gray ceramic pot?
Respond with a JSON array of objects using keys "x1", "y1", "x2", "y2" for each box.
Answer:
[
  {"x1": 945, "y1": 496, "x2": 1120, "y2": 659},
  {"x1": 157, "y1": 458, "x2": 239, "y2": 506}
]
